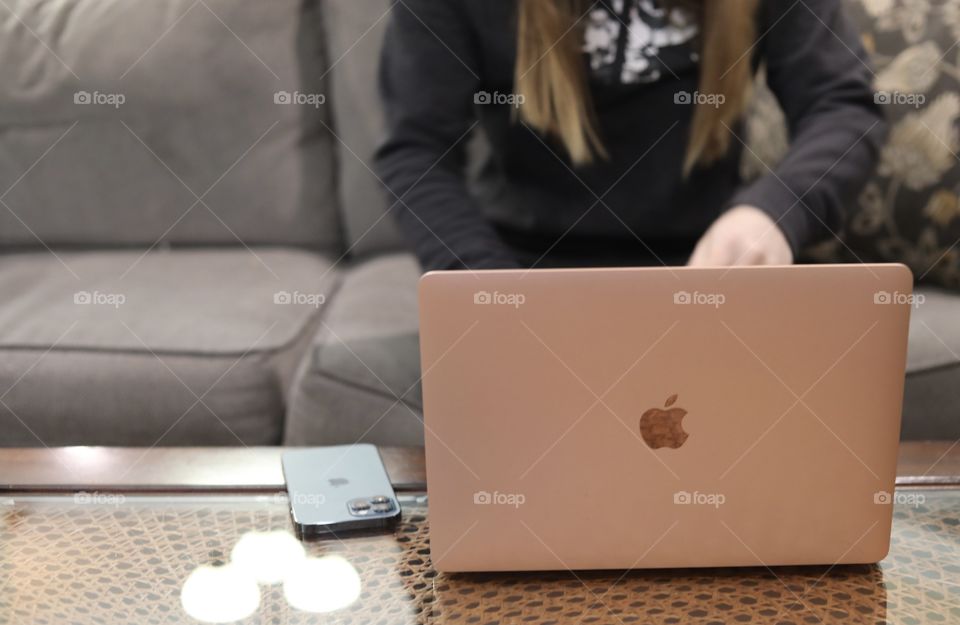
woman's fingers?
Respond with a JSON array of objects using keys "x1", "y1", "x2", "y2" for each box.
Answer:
[
  {"x1": 688, "y1": 206, "x2": 793, "y2": 267},
  {"x1": 687, "y1": 237, "x2": 711, "y2": 266}
]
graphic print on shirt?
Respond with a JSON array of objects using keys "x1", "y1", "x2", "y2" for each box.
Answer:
[{"x1": 584, "y1": 0, "x2": 699, "y2": 85}]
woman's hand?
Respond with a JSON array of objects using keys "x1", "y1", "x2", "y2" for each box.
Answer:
[{"x1": 688, "y1": 205, "x2": 794, "y2": 267}]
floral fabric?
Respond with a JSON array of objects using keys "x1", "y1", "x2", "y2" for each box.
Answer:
[{"x1": 742, "y1": 0, "x2": 960, "y2": 288}]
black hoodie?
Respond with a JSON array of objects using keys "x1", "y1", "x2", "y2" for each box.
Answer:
[{"x1": 375, "y1": 0, "x2": 885, "y2": 271}]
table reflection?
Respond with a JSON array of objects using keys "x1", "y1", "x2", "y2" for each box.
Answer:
[{"x1": 181, "y1": 529, "x2": 363, "y2": 622}]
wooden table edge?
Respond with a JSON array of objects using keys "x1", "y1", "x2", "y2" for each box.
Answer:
[
  {"x1": 0, "y1": 441, "x2": 957, "y2": 492},
  {"x1": 0, "y1": 446, "x2": 426, "y2": 493}
]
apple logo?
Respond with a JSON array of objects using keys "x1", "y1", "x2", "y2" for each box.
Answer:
[
  {"x1": 328, "y1": 478, "x2": 349, "y2": 487},
  {"x1": 639, "y1": 394, "x2": 689, "y2": 449}
]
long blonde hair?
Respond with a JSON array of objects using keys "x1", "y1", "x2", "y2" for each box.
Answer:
[{"x1": 514, "y1": 0, "x2": 760, "y2": 175}]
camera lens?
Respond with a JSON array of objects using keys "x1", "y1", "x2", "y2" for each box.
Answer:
[
  {"x1": 370, "y1": 495, "x2": 390, "y2": 504},
  {"x1": 372, "y1": 502, "x2": 393, "y2": 513}
]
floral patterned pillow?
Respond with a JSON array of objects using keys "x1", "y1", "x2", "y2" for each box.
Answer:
[{"x1": 741, "y1": 0, "x2": 960, "y2": 288}]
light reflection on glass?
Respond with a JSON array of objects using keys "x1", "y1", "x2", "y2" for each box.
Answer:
[
  {"x1": 283, "y1": 555, "x2": 362, "y2": 613},
  {"x1": 180, "y1": 563, "x2": 260, "y2": 623},
  {"x1": 60, "y1": 446, "x2": 106, "y2": 473},
  {"x1": 61, "y1": 446, "x2": 101, "y2": 458},
  {"x1": 181, "y1": 530, "x2": 363, "y2": 622},
  {"x1": 231, "y1": 530, "x2": 306, "y2": 584}
]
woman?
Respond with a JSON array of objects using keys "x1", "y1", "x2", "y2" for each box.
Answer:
[{"x1": 375, "y1": 0, "x2": 884, "y2": 271}]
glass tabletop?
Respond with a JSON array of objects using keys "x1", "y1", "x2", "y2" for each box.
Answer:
[{"x1": 1, "y1": 488, "x2": 957, "y2": 624}]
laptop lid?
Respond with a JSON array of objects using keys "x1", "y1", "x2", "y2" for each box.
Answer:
[{"x1": 419, "y1": 264, "x2": 913, "y2": 572}]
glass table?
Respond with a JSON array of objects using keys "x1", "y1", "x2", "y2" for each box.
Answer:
[
  {"x1": 2, "y1": 490, "x2": 959, "y2": 623},
  {"x1": 1, "y1": 445, "x2": 958, "y2": 624}
]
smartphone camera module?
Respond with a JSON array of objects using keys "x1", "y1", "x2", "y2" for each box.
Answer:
[{"x1": 348, "y1": 496, "x2": 396, "y2": 517}]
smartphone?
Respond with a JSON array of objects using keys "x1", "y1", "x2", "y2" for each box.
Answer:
[{"x1": 281, "y1": 445, "x2": 401, "y2": 539}]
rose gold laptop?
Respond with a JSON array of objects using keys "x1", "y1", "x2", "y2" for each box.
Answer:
[{"x1": 419, "y1": 264, "x2": 913, "y2": 572}]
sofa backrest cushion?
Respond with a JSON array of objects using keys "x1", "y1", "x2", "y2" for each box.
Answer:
[
  {"x1": 0, "y1": 0, "x2": 341, "y2": 251},
  {"x1": 742, "y1": 0, "x2": 960, "y2": 290},
  {"x1": 322, "y1": 0, "x2": 404, "y2": 256}
]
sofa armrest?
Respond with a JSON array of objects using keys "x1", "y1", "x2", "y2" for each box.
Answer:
[{"x1": 284, "y1": 253, "x2": 424, "y2": 445}]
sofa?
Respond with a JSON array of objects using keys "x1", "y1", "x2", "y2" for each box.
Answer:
[
  {"x1": 0, "y1": 0, "x2": 956, "y2": 448},
  {"x1": 0, "y1": 0, "x2": 422, "y2": 447}
]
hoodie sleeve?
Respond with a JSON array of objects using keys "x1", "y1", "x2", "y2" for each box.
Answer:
[
  {"x1": 725, "y1": 0, "x2": 887, "y2": 255},
  {"x1": 374, "y1": 0, "x2": 522, "y2": 271}
]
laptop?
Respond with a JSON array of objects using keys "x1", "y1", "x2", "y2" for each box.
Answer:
[{"x1": 418, "y1": 264, "x2": 913, "y2": 572}]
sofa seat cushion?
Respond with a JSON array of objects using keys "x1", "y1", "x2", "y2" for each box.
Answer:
[
  {"x1": 0, "y1": 248, "x2": 337, "y2": 446},
  {"x1": 902, "y1": 286, "x2": 960, "y2": 439},
  {"x1": 285, "y1": 253, "x2": 423, "y2": 446}
]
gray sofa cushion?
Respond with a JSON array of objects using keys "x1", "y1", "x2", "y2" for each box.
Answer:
[
  {"x1": 283, "y1": 263, "x2": 960, "y2": 445},
  {"x1": 285, "y1": 252, "x2": 422, "y2": 445},
  {"x1": 0, "y1": 0, "x2": 340, "y2": 251},
  {"x1": 902, "y1": 286, "x2": 960, "y2": 440},
  {"x1": 0, "y1": 249, "x2": 337, "y2": 446},
  {"x1": 322, "y1": 0, "x2": 404, "y2": 256}
]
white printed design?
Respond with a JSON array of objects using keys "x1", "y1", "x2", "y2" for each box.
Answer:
[{"x1": 584, "y1": 0, "x2": 699, "y2": 84}]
